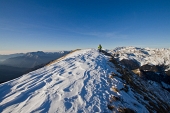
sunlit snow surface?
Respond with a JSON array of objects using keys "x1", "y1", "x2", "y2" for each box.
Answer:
[
  {"x1": 0, "y1": 49, "x2": 115, "y2": 113},
  {"x1": 0, "y1": 49, "x2": 167, "y2": 113},
  {"x1": 109, "y1": 46, "x2": 170, "y2": 68}
]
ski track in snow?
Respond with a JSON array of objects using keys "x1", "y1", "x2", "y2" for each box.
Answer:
[{"x1": 0, "y1": 49, "x2": 116, "y2": 113}]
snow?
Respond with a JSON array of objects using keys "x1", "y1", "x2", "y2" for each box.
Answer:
[
  {"x1": 109, "y1": 47, "x2": 170, "y2": 69},
  {"x1": 0, "y1": 49, "x2": 168, "y2": 113},
  {"x1": 0, "y1": 49, "x2": 114, "y2": 113}
]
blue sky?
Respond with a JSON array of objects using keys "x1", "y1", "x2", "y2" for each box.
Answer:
[{"x1": 0, "y1": 0, "x2": 170, "y2": 54}]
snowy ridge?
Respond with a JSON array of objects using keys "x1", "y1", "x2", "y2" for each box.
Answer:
[
  {"x1": 0, "y1": 49, "x2": 169, "y2": 112},
  {"x1": 109, "y1": 46, "x2": 170, "y2": 68}
]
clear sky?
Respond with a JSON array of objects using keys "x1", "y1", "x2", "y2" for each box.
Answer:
[{"x1": 0, "y1": 0, "x2": 170, "y2": 54}]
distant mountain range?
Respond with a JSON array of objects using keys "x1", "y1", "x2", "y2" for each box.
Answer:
[
  {"x1": 0, "y1": 51, "x2": 70, "y2": 68},
  {"x1": 0, "y1": 51, "x2": 70, "y2": 83}
]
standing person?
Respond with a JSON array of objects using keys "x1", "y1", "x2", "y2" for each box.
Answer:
[{"x1": 98, "y1": 44, "x2": 102, "y2": 52}]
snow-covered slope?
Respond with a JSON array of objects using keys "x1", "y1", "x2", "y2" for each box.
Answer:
[
  {"x1": 0, "y1": 49, "x2": 169, "y2": 113},
  {"x1": 109, "y1": 46, "x2": 170, "y2": 69}
]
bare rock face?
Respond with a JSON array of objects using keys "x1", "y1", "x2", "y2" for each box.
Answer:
[
  {"x1": 120, "y1": 59, "x2": 140, "y2": 70},
  {"x1": 166, "y1": 70, "x2": 170, "y2": 76},
  {"x1": 120, "y1": 59, "x2": 170, "y2": 85},
  {"x1": 139, "y1": 64, "x2": 164, "y2": 72},
  {"x1": 124, "y1": 62, "x2": 170, "y2": 89}
]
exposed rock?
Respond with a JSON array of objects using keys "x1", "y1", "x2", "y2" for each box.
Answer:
[
  {"x1": 166, "y1": 70, "x2": 170, "y2": 76},
  {"x1": 139, "y1": 64, "x2": 164, "y2": 72},
  {"x1": 120, "y1": 59, "x2": 140, "y2": 70}
]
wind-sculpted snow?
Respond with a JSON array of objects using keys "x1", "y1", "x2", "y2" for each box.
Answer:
[{"x1": 0, "y1": 49, "x2": 117, "y2": 113}]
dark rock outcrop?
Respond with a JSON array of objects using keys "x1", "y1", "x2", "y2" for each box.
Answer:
[
  {"x1": 139, "y1": 64, "x2": 164, "y2": 73},
  {"x1": 120, "y1": 59, "x2": 140, "y2": 70}
]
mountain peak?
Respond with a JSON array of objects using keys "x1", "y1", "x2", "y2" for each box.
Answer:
[{"x1": 25, "y1": 51, "x2": 45, "y2": 57}]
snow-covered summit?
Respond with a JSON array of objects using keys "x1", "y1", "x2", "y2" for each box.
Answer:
[
  {"x1": 0, "y1": 49, "x2": 169, "y2": 113},
  {"x1": 110, "y1": 46, "x2": 170, "y2": 67}
]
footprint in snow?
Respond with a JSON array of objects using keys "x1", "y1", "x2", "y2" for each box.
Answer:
[
  {"x1": 68, "y1": 72, "x2": 72, "y2": 74},
  {"x1": 64, "y1": 102, "x2": 72, "y2": 111},
  {"x1": 55, "y1": 93, "x2": 61, "y2": 101}
]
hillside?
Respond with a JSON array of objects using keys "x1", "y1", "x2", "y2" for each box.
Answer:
[
  {"x1": 0, "y1": 65, "x2": 29, "y2": 84},
  {"x1": 0, "y1": 53, "x2": 24, "y2": 62},
  {"x1": 109, "y1": 47, "x2": 170, "y2": 90},
  {"x1": 0, "y1": 64, "x2": 47, "y2": 84},
  {"x1": 0, "y1": 49, "x2": 169, "y2": 113}
]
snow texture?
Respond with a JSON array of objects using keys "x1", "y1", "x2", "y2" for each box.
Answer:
[
  {"x1": 0, "y1": 49, "x2": 169, "y2": 113},
  {"x1": 0, "y1": 49, "x2": 115, "y2": 113},
  {"x1": 109, "y1": 46, "x2": 170, "y2": 69}
]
